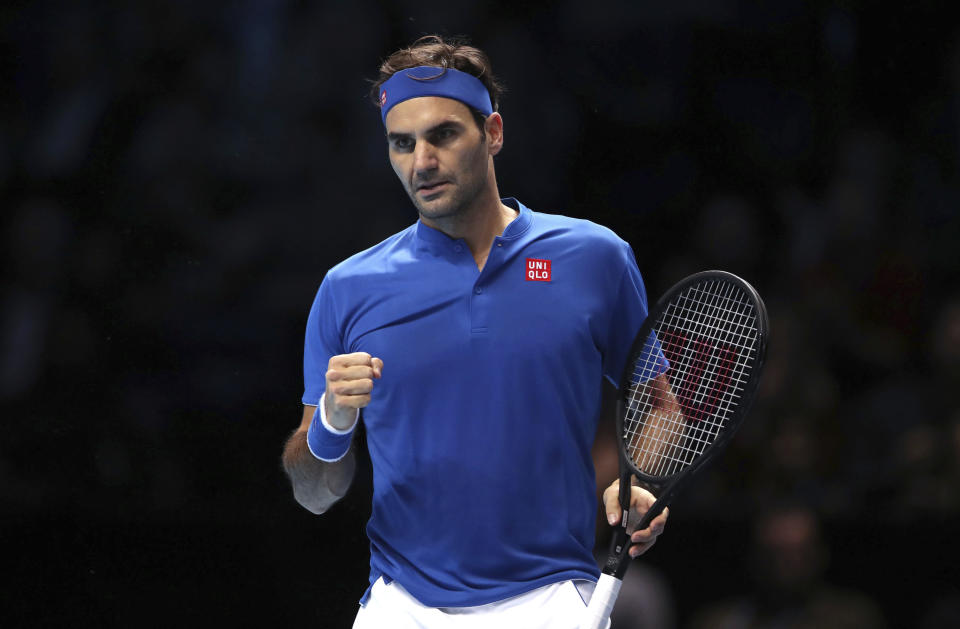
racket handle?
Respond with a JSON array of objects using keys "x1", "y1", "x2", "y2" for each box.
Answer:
[{"x1": 579, "y1": 573, "x2": 621, "y2": 629}]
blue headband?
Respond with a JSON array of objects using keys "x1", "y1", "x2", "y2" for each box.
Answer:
[{"x1": 379, "y1": 66, "x2": 493, "y2": 125}]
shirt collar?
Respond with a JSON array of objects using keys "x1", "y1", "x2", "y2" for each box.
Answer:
[
  {"x1": 414, "y1": 198, "x2": 533, "y2": 250},
  {"x1": 500, "y1": 197, "x2": 533, "y2": 240}
]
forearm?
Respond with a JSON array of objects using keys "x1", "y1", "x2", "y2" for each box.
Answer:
[
  {"x1": 634, "y1": 374, "x2": 685, "y2": 474},
  {"x1": 281, "y1": 429, "x2": 356, "y2": 514}
]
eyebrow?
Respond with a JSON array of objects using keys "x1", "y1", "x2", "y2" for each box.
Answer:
[{"x1": 387, "y1": 120, "x2": 465, "y2": 143}]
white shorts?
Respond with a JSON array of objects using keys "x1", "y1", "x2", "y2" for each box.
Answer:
[{"x1": 352, "y1": 577, "x2": 609, "y2": 629}]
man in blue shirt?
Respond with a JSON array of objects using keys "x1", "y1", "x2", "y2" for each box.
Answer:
[{"x1": 281, "y1": 35, "x2": 670, "y2": 628}]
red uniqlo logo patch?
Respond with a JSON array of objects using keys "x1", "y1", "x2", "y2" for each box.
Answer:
[{"x1": 525, "y1": 258, "x2": 551, "y2": 282}]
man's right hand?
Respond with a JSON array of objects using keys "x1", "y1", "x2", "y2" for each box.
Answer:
[{"x1": 324, "y1": 352, "x2": 384, "y2": 430}]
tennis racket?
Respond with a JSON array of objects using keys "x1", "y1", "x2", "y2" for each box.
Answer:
[{"x1": 581, "y1": 270, "x2": 769, "y2": 629}]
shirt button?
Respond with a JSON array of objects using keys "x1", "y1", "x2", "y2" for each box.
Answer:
[
  {"x1": 454, "y1": 244, "x2": 462, "y2": 252},
  {"x1": 475, "y1": 287, "x2": 483, "y2": 294}
]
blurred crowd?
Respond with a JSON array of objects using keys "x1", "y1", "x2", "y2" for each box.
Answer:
[{"x1": 2, "y1": 1, "x2": 958, "y2": 627}]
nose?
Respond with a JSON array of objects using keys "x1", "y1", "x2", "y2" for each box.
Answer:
[{"x1": 413, "y1": 141, "x2": 438, "y2": 175}]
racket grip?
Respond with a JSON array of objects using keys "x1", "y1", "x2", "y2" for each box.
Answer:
[{"x1": 579, "y1": 573, "x2": 621, "y2": 629}]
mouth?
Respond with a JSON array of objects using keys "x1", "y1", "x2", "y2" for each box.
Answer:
[{"x1": 416, "y1": 181, "x2": 449, "y2": 196}]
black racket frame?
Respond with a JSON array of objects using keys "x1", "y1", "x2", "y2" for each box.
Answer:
[{"x1": 603, "y1": 270, "x2": 769, "y2": 579}]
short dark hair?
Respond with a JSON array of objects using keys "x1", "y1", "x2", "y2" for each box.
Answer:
[{"x1": 371, "y1": 35, "x2": 505, "y2": 131}]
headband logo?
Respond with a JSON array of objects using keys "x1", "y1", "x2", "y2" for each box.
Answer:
[{"x1": 379, "y1": 66, "x2": 492, "y2": 124}]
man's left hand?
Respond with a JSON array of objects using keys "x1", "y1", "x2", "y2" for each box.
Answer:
[{"x1": 602, "y1": 479, "x2": 669, "y2": 558}]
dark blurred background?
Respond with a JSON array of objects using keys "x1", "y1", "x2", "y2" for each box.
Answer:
[{"x1": 2, "y1": 1, "x2": 958, "y2": 627}]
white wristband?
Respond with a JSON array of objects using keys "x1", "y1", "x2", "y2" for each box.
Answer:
[{"x1": 318, "y1": 393, "x2": 359, "y2": 434}]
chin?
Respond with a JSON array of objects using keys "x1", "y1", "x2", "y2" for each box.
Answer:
[{"x1": 412, "y1": 197, "x2": 463, "y2": 221}]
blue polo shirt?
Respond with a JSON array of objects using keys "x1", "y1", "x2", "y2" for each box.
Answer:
[{"x1": 302, "y1": 198, "x2": 651, "y2": 607}]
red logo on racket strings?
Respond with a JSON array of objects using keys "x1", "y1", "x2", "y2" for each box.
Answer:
[
  {"x1": 525, "y1": 258, "x2": 551, "y2": 281},
  {"x1": 660, "y1": 329, "x2": 739, "y2": 422}
]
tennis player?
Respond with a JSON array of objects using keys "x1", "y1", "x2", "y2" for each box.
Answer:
[{"x1": 281, "y1": 35, "x2": 669, "y2": 628}]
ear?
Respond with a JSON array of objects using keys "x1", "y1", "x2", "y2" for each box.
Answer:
[{"x1": 485, "y1": 112, "x2": 504, "y2": 156}]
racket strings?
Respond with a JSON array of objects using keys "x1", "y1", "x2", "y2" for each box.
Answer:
[
  {"x1": 636, "y1": 281, "x2": 757, "y2": 472},
  {"x1": 663, "y1": 285, "x2": 756, "y2": 418},
  {"x1": 623, "y1": 279, "x2": 760, "y2": 479}
]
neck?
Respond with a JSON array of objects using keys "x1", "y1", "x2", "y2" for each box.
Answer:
[{"x1": 420, "y1": 167, "x2": 517, "y2": 267}]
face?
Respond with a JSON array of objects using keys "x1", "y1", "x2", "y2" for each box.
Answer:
[{"x1": 384, "y1": 96, "x2": 498, "y2": 223}]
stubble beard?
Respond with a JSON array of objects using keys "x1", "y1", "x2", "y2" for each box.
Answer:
[
  {"x1": 409, "y1": 143, "x2": 489, "y2": 224},
  {"x1": 410, "y1": 176, "x2": 481, "y2": 222}
]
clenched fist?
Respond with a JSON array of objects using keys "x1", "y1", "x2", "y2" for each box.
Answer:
[{"x1": 325, "y1": 352, "x2": 383, "y2": 430}]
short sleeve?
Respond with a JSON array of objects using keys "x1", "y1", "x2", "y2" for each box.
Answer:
[
  {"x1": 302, "y1": 274, "x2": 344, "y2": 406},
  {"x1": 600, "y1": 243, "x2": 665, "y2": 388}
]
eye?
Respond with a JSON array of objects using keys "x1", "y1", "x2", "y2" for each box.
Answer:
[
  {"x1": 427, "y1": 126, "x2": 459, "y2": 145},
  {"x1": 392, "y1": 137, "x2": 414, "y2": 152}
]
